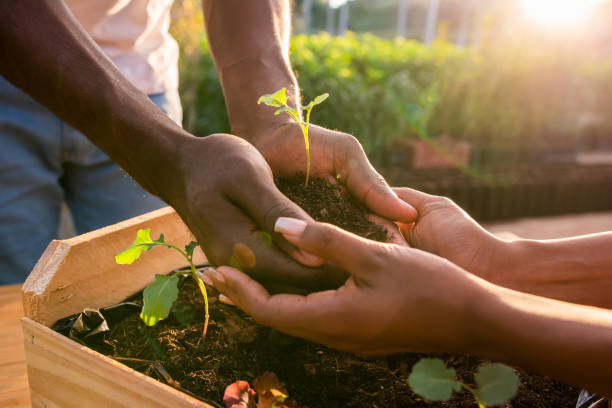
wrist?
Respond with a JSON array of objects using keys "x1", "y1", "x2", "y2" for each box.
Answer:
[
  {"x1": 476, "y1": 235, "x2": 525, "y2": 287},
  {"x1": 217, "y1": 54, "x2": 300, "y2": 140}
]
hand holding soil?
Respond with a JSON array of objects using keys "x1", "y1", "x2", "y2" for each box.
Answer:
[
  {"x1": 250, "y1": 121, "x2": 418, "y2": 224},
  {"x1": 205, "y1": 217, "x2": 480, "y2": 356},
  {"x1": 169, "y1": 133, "x2": 348, "y2": 292},
  {"x1": 206, "y1": 216, "x2": 612, "y2": 398}
]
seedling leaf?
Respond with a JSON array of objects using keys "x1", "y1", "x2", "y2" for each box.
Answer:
[
  {"x1": 115, "y1": 228, "x2": 155, "y2": 264},
  {"x1": 474, "y1": 363, "x2": 519, "y2": 406},
  {"x1": 258, "y1": 88, "x2": 287, "y2": 107},
  {"x1": 274, "y1": 107, "x2": 297, "y2": 117},
  {"x1": 184, "y1": 241, "x2": 199, "y2": 258},
  {"x1": 141, "y1": 274, "x2": 180, "y2": 326},
  {"x1": 408, "y1": 358, "x2": 461, "y2": 401}
]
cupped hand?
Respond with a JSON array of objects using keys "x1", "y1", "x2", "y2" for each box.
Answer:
[
  {"x1": 393, "y1": 187, "x2": 508, "y2": 281},
  {"x1": 169, "y1": 134, "x2": 347, "y2": 291},
  {"x1": 204, "y1": 217, "x2": 483, "y2": 356},
  {"x1": 251, "y1": 122, "x2": 417, "y2": 224}
]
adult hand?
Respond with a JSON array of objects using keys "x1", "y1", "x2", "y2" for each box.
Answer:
[
  {"x1": 393, "y1": 187, "x2": 508, "y2": 281},
  {"x1": 250, "y1": 122, "x2": 418, "y2": 224},
  {"x1": 203, "y1": 217, "x2": 481, "y2": 356},
  {"x1": 171, "y1": 134, "x2": 348, "y2": 291}
]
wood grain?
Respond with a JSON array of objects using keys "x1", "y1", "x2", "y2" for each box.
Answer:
[
  {"x1": 21, "y1": 207, "x2": 213, "y2": 407},
  {"x1": 0, "y1": 284, "x2": 31, "y2": 408},
  {"x1": 23, "y1": 319, "x2": 208, "y2": 408},
  {"x1": 23, "y1": 206, "x2": 206, "y2": 327}
]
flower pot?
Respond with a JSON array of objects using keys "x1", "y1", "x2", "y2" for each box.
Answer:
[{"x1": 21, "y1": 206, "x2": 212, "y2": 408}]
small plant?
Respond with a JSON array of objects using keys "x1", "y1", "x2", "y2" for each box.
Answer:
[
  {"x1": 115, "y1": 229, "x2": 209, "y2": 338},
  {"x1": 258, "y1": 87, "x2": 329, "y2": 186},
  {"x1": 408, "y1": 358, "x2": 519, "y2": 408}
]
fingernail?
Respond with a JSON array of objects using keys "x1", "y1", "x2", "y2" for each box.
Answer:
[
  {"x1": 197, "y1": 270, "x2": 213, "y2": 286},
  {"x1": 219, "y1": 294, "x2": 235, "y2": 306},
  {"x1": 203, "y1": 267, "x2": 225, "y2": 285},
  {"x1": 274, "y1": 217, "x2": 307, "y2": 236}
]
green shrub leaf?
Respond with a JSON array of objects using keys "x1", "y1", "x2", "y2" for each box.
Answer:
[
  {"x1": 408, "y1": 358, "x2": 461, "y2": 401},
  {"x1": 475, "y1": 363, "x2": 519, "y2": 406},
  {"x1": 141, "y1": 274, "x2": 180, "y2": 326},
  {"x1": 115, "y1": 229, "x2": 155, "y2": 264},
  {"x1": 257, "y1": 88, "x2": 287, "y2": 107}
]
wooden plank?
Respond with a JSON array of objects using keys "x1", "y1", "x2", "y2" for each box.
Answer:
[
  {"x1": 22, "y1": 206, "x2": 207, "y2": 326},
  {"x1": 0, "y1": 284, "x2": 30, "y2": 408},
  {"x1": 23, "y1": 318, "x2": 210, "y2": 408}
]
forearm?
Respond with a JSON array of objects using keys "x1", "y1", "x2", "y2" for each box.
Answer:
[
  {"x1": 0, "y1": 1, "x2": 191, "y2": 202},
  {"x1": 489, "y1": 232, "x2": 612, "y2": 308},
  {"x1": 201, "y1": 0, "x2": 299, "y2": 138},
  {"x1": 465, "y1": 279, "x2": 612, "y2": 397}
]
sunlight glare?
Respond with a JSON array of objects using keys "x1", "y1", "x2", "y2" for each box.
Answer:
[{"x1": 523, "y1": 0, "x2": 600, "y2": 25}]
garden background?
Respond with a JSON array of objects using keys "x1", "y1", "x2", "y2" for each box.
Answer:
[{"x1": 169, "y1": 0, "x2": 612, "y2": 221}]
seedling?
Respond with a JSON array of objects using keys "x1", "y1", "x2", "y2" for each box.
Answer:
[
  {"x1": 408, "y1": 358, "x2": 518, "y2": 408},
  {"x1": 115, "y1": 229, "x2": 209, "y2": 339},
  {"x1": 258, "y1": 88, "x2": 329, "y2": 186}
]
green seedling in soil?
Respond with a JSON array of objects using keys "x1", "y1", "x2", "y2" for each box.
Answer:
[
  {"x1": 408, "y1": 358, "x2": 519, "y2": 407},
  {"x1": 258, "y1": 87, "x2": 329, "y2": 186},
  {"x1": 115, "y1": 229, "x2": 210, "y2": 339}
]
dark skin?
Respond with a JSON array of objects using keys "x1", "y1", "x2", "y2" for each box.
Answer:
[{"x1": 0, "y1": 1, "x2": 416, "y2": 290}]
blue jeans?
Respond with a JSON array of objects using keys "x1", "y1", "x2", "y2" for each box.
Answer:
[{"x1": 0, "y1": 75, "x2": 182, "y2": 284}]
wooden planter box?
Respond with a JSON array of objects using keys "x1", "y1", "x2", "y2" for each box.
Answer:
[{"x1": 21, "y1": 207, "x2": 213, "y2": 407}]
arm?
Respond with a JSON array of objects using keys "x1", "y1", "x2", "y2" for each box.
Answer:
[
  {"x1": 495, "y1": 233, "x2": 612, "y2": 308},
  {"x1": 204, "y1": 217, "x2": 612, "y2": 397},
  {"x1": 393, "y1": 188, "x2": 612, "y2": 308},
  {"x1": 0, "y1": 1, "x2": 350, "y2": 291},
  {"x1": 0, "y1": 0, "x2": 185, "y2": 201},
  {"x1": 201, "y1": 0, "x2": 418, "y2": 224}
]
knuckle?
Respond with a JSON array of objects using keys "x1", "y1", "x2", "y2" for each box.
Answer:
[{"x1": 262, "y1": 200, "x2": 300, "y2": 231}]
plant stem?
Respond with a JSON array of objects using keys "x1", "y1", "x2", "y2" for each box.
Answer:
[
  {"x1": 138, "y1": 242, "x2": 210, "y2": 339},
  {"x1": 299, "y1": 122, "x2": 310, "y2": 186},
  {"x1": 459, "y1": 383, "x2": 486, "y2": 408},
  {"x1": 303, "y1": 106, "x2": 313, "y2": 187}
]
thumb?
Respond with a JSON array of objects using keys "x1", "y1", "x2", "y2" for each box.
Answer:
[
  {"x1": 345, "y1": 161, "x2": 417, "y2": 223},
  {"x1": 274, "y1": 217, "x2": 385, "y2": 279},
  {"x1": 392, "y1": 187, "x2": 434, "y2": 214}
]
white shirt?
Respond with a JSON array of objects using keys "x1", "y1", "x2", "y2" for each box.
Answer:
[{"x1": 66, "y1": 0, "x2": 179, "y2": 95}]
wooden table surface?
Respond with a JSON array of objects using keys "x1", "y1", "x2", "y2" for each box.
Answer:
[{"x1": 0, "y1": 284, "x2": 31, "y2": 407}]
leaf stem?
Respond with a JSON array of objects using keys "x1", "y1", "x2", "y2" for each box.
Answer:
[
  {"x1": 459, "y1": 382, "x2": 486, "y2": 408},
  {"x1": 130, "y1": 242, "x2": 209, "y2": 339}
]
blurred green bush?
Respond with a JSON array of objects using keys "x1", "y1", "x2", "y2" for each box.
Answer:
[{"x1": 178, "y1": 31, "x2": 612, "y2": 163}]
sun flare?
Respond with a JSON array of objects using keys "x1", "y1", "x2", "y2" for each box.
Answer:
[{"x1": 522, "y1": 0, "x2": 600, "y2": 25}]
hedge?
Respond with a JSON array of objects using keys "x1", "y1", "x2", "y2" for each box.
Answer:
[{"x1": 180, "y1": 32, "x2": 612, "y2": 161}]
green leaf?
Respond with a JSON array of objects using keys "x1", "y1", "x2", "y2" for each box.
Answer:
[
  {"x1": 303, "y1": 93, "x2": 329, "y2": 110},
  {"x1": 115, "y1": 229, "x2": 155, "y2": 265},
  {"x1": 172, "y1": 300, "x2": 196, "y2": 326},
  {"x1": 141, "y1": 274, "x2": 180, "y2": 326},
  {"x1": 408, "y1": 358, "x2": 461, "y2": 401},
  {"x1": 257, "y1": 88, "x2": 287, "y2": 107},
  {"x1": 475, "y1": 363, "x2": 519, "y2": 406},
  {"x1": 274, "y1": 106, "x2": 297, "y2": 117},
  {"x1": 259, "y1": 231, "x2": 273, "y2": 246},
  {"x1": 184, "y1": 241, "x2": 199, "y2": 258}
]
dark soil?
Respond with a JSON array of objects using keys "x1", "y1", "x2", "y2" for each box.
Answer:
[
  {"x1": 69, "y1": 175, "x2": 579, "y2": 407},
  {"x1": 84, "y1": 278, "x2": 579, "y2": 408},
  {"x1": 274, "y1": 175, "x2": 388, "y2": 242}
]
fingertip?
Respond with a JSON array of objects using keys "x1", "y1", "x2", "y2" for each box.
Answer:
[{"x1": 398, "y1": 200, "x2": 418, "y2": 223}]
